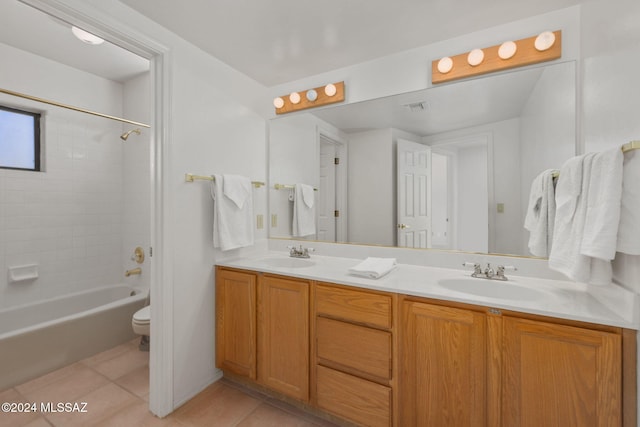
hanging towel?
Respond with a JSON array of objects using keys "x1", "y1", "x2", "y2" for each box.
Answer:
[
  {"x1": 581, "y1": 147, "x2": 623, "y2": 260},
  {"x1": 292, "y1": 183, "x2": 316, "y2": 237},
  {"x1": 548, "y1": 153, "x2": 595, "y2": 283},
  {"x1": 617, "y1": 149, "x2": 640, "y2": 255},
  {"x1": 211, "y1": 174, "x2": 254, "y2": 251},
  {"x1": 524, "y1": 169, "x2": 558, "y2": 257},
  {"x1": 348, "y1": 257, "x2": 397, "y2": 279}
]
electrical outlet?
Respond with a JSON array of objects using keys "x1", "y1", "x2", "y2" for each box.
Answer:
[
  {"x1": 271, "y1": 214, "x2": 277, "y2": 227},
  {"x1": 497, "y1": 203, "x2": 505, "y2": 213},
  {"x1": 256, "y1": 214, "x2": 264, "y2": 229}
]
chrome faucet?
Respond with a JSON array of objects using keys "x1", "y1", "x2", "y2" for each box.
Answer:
[
  {"x1": 287, "y1": 245, "x2": 314, "y2": 259},
  {"x1": 463, "y1": 262, "x2": 517, "y2": 281}
]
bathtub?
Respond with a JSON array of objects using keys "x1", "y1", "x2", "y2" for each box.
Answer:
[{"x1": 0, "y1": 285, "x2": 147, "y2": 390}]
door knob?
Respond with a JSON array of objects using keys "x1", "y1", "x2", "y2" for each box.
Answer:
[{"x1": 397, "y1": 223, "x2": 411, "y2": 229}]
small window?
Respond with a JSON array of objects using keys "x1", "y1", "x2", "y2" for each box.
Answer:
[{"x1": 0, "y1": 105, "x2": 41, "y2": 171}]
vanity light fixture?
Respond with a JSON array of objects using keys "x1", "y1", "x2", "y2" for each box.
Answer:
[
  {"x1": 71, "y1": 26, "x2": 104, "y2": 45},
  {"x1": 432, "y1": 30, "x2": 561, "y2": 84},
  {"x1": 274, "y1": 81, "x2": 345, "y2": 114}
]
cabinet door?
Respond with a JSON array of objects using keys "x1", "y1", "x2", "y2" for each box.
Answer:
[
  {"x1": 502, "y1": 317, "x2": 621, "y2": 427},
  {"x1": 215, "y1": 268, "x2": 257, "y2": 379},
  {"x1": 400, "y1": 300, "x2": 486, "y2": 427},
  {"x1": 258, "y1": 275, "x2": 310, "y2": 401}
]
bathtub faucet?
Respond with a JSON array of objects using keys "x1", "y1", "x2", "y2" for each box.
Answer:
[{"x1": 125, "y1": 267, "x2": 142, "y2": 277}]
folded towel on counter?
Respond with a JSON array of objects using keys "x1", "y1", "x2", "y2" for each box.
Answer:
[
  {"x1": 211, "y1": 174, "x2": 254, "y2": 251},
  {"x1": 617, "y1": 148, "x2": 640, "y2": 255},
  {"x1": 293, "y1": 183, "x2": 316, "y2": 237},
  {"x1": 348, "y1": 257, "x2": 397, "y2": 279},
  {"x1": 524, "y1": 169, "x2": 558, "y2": 257}
]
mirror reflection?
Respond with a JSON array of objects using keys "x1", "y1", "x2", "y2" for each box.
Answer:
[{"x1": 269, "y1": 61, "x2": 576, "y2": 257}]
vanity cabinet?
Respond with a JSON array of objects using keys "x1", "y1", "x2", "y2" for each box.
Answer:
[
  {"x1": 400, "y1": 300, "x2": 486, "y2": 427},
  {"x1": 215, "y1": 267, "x2": 257, "y2": 379},
  {"x1": 258, "y1": 274, "x2": 310, "y2": 401},
  {"x1": 400, "y1": 297, "x2": 630, "y2": 427},
  {"x1": 313, "y1": 283, "x2": 395, "y2": 427},
  {"x1": 501, "y1": 316, "x2": 621, "y2": 427},
  {"x1": 216, "y1": 266, "x2": 635, "y2": 427}
]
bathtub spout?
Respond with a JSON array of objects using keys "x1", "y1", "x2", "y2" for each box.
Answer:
[{"x1": 125, "y1": 268, "x2": 142, "y2": 277}]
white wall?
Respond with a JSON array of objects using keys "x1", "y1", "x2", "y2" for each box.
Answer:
[
  {"x1": 0, "y1": 41, "x2": 126, "y2": 309},
  {"x1": 347, "y1": 128, "x2": 396, "y2": 246}
]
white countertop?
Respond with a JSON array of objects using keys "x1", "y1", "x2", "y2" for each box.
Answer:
[{"x1": 217, "y1": 252, "x2": 639, "y2": 330}]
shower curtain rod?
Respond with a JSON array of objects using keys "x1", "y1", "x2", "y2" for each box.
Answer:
[{"x1": 0, "y1": 87, "x2": 150, "y2": 128}]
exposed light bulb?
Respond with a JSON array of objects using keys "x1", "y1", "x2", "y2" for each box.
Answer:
[
  {"x1": 289, "y1": 92, "x2": 301, "y2": 104},
  {"x1": 534, "y1": 31, "x2": 556, "y2": 51},
  {"x1": 437, "y1": 57, "x2": 453, "y2": 74},
  {"x1": 498, "y1": 41, "x2": 517, "y2": 59},
  {"x1": 273, "y1": 97, "x2": 284, "y2": 109},
  {"x1": 467, "y1": 49, "x2": 484, "y2": 66},
  {"x1": 306, "y1": 89, "x2": 318, "y2": 102},
  {"x1": 324, "y1": 83, "x2": 337, "y2": 97}
]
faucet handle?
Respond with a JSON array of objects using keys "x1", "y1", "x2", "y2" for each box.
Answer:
[
  {"x1": 463, "y1": 262, "x2": 483, "y2": 276},
  {"x1": 496, "y1": 265, "x2": 517, "y2": 280}
]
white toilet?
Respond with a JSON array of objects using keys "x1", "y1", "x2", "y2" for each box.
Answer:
[{"x1": 132, "y1": 305, "x2": 150, "y2": 337}]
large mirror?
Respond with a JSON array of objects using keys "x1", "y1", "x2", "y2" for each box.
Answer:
[{"x1": 269, "y1": 60, "x2": 576, "y2": 257}]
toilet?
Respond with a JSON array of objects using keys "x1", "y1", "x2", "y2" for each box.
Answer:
[{"x1": 132, "y1": 306, "x2": 150, "y2": 351}]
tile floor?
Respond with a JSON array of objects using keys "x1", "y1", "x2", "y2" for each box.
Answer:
[{"x1": 0, "y1": 339, "x2": 339, "y2": 427}]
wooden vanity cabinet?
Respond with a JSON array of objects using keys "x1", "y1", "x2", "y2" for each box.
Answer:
[
  {"x1": 258, "y1": 274, "x2": 310, "y2": 401},
  {"x1": 400, "y1": 297, "x2": 631, "y2": 427},
  {"x1": 501, "y1": 316, "x2": 622, "y2": 427},
  {"x1": 312, "y1": 282, "x2": 395, "y2": 427},
  {"x1": 215, "y1": 267, "x2": 257, "y2": 379},
  {"x1": 400, "y1": 299, "x2": 487, "y2": 427}
]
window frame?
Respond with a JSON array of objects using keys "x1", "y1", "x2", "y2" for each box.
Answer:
[{"x1": 0, "y1": 104, "x2": 41, "y2": 172}]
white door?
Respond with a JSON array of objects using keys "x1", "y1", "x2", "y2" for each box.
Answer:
[
  {"x1": 397, "y1": 139, "x2": 431, "y2": 248},
  {"x1": 318, "y1": 138, "x2": 336, "y2": 242}
]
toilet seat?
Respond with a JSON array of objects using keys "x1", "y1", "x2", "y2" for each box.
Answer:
[
  {"x1": 133, "y1": 305, "x2": 150, "y2": 325},
  {"x1": 132, "y1": 305, "x2": 150, "y2": 336}
]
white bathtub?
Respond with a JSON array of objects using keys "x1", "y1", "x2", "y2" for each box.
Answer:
[{"x1": 0, "y1": 285, "x2": 147, "y2": 390}]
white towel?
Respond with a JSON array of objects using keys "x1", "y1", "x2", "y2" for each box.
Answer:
[
  {"x1": 549, "y1": 153, "x2": 595, "y2": 283},
  {"x1": 581, "y1": 147, "x2": 623, "y2": 260},
  {"x1": 617, "y1": 149, "x2": 640, "y2": 255},
  {"x1": 223, "y1": 174, "x2": 252, "y2": 209},
  {"x1": 524, "y1": 169, "x2": 558, "y2": 257},
  {"x1": 348, "y1": 257, "x2": 397, "y2": 279},
  {"x1": 211, "y1": 174, "x2": 254, "y2": 251},
  {"x1": 292, "y1": 183, "x2": 316, "y2": 237},
  {"x1": 549, "y1": 150, "x2": 624, "y2": 285}
]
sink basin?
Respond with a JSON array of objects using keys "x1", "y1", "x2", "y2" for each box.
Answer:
[
  {"x1": 261, "y1": 257, "x2": 315, "y2": 268},
  {"x1": 437, "y1": 278, "x2": 546, "y2": 301}
]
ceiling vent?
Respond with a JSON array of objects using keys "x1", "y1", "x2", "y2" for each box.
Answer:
[{"x1": 403, "y1": 101, "x2": 429, "y2": 112}]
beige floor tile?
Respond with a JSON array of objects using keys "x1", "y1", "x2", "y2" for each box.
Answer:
[
  {"x1": 113, "y1": 364, "x2": 149, "y2": 400},
  {"x1": 81, "y1": 341, "x2": 137, "y2": 368},
  {"x1": 17, "y1": 364, "x2": 110, "y2": 406},
  {"x1": 21, "y1": 418, "x2": 53, "y2": 427},
  {"x1": 88, "y1": 347, "x2": 149, "y2": 381},
  {"x1": 236, "y1": 403, "x2": 318, "y2": 427},
  {"x1": 169, "y1": 383, "x2": 261, "y2": 427},
  {"x1": 15, "y1": 363, "x2": 87, "y2": 396},
  {"x1": 94, "y1": 401, "x2": 172, "y2": 427},
  {"x1": 0, "y1": 388, "x2": 41, "y2": 427},
  {"x1": 44, "y1": 383, "x2": 138, "y2": 427}
]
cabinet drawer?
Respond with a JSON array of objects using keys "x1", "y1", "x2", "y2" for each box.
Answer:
[
  {"x1": 317, "y1": 316, "x2": 391, "y2": 381},
  {"x1": 316, "y1": 365, "x2": 391, "y2": 427},
  {"x1": 315, "y1": 283, "x2": 392, "y2": 329}
]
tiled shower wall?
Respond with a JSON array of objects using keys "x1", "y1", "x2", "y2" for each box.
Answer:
[
  {"x1": 0, "y1": 41, "x2": 150, "y2": 310},
  {"x1": 0, "y1": 112, "x2": 125, "y2": 309}
]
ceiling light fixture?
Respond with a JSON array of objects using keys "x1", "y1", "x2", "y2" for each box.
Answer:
[{"x1": 71, "y1": 26, "x2": 104, "y2": 45}]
